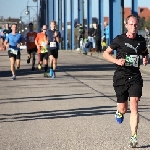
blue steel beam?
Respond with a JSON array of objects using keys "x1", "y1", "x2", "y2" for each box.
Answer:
[
  {"x1": 48, "y1": 0, "x2": 54, "y2": 24},
  {"x1": 53, "y1": 0, "x2": 56, "y2": 21},
  {"x1": 98, "y1": 0, "x2": 104, "y2": 37},
  {"x1": 87, "y1": 0, "x2": 92, "y2": 29},
  {"x1": 39, "y1": 0, "x2": 45, "y2": 28},
  {"x1": 58, "y1": 0, "x2": 62, "y2": 31},
  {"x1": 64, "y1": 0, "x2": 67, "y2": 50},
  {"x1": 70, "y1": 0, "x2": 74, "y2": 50},
  {"x1": 58, "y1": 0, "x2": 62, "y2": 49},
  {"x1": 121, "y1": 0, "x2": 124, "y2": 33},
  {"x1": 45, "y1": 0, "x2": 48, "y2": 27},
  {"x1": 78, "y1": 0, "x2": 83, "y2": 24},
  {"x1": 47, "y1": 0, "x2": 56, "y2": 25},
  {"x1": 131, "y1": 0, "x2": 138, "y2": 16},
  {"x1": 109, "y1": 0, "x2": 122, "y2": 44}
]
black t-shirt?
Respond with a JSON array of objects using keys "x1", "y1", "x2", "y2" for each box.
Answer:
[
  {"x1": 110, "y1": 33, "x2": 148, "y2": 75},
  {"x1": 88, "y1": 28, "x2": 95, "y2": 37},
  {"x1": 94, "y1": 28, "x2": 101, "y2": 40},
  {"x1": 47, "y1": 29, "x2": 61, "y2": 50},
  {"x1": 3, "y1": 29, "x2": 11, "y2": 34}
]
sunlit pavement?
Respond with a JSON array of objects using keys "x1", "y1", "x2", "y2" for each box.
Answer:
[{"x1": 0, "y1": 50, "x2": 150, "y2": 150}]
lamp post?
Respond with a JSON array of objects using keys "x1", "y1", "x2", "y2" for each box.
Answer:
[{"x1": 25, "y1": 0, "x2": 38, "y2": 30}]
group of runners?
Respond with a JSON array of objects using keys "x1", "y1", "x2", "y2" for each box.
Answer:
[
  {"x1": 0, "y1": 14, "x2": 149, "y2": 148},
  {"x1": 3, "y1": 20, "x2": 61, "y2": 80}
]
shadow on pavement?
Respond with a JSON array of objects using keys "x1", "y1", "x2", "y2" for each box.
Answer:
[
  {"x1": 0, "y1": 94, "x2": 116, "y2": 104},
  {"x1": 0, "y1": 63, "x2": 115, "y2": 78},
  {"x1": 0, "y1": 68, "x2": 45, "y2": 78},
  {"x1": 137, "y1": 145, "x2": 150, "y2": 149},
  {"x1": 0, "y1": 106, "x2": 116, "y2": 123},
  {"x1": 59, "y1": 64, "x2": 116, "y2": 72}
]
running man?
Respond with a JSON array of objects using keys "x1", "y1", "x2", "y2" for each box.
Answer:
[
  {"x1": 103, "y1": 14, "x2": 149, "y2": 148},
  {"x1": 24, "y1": 23, "x2": 37, "y2": 71},
  {"x1": 3, "y1": 23, "x2": 11, "y2": 40},
  {"x1": 47, "y1": 21, "x2": 61, "y2": 78},
  {"x1": 35, "y1": 25, "x2": 49, "y2": 77},
  {"x1": 4, "y1": 24, "x2": 24, "y2": 80}
]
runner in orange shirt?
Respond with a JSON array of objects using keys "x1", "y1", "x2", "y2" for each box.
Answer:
[
  {"x1": 35, "y1": 25, "x2": 49, "y2": 77},
  {"x1": 24, "y1": 23, "x2": 37, "y2": 71}
]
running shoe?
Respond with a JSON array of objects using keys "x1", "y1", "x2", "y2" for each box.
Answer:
[
  {"x1": 129, "y1": 133, "x2": 138, "y2": 148},
  {"x1": 27, "y1": 58, "x2": 30, "y2": 64},
  {"x1": 52, "y1": 72, "x2": 56, "y2": 78},
  {"x1": 38, "y1": 64, "x2": 42, "y2": 70},
  {"x1": 12, "y1": 75, "x2": 16, "y2": 80},
  {"x1": 115, "y1": 110, "x2": 124, "y2": 124},
  {"x1": 49, "y1": 69, "x2": 53, "y2": 77},
  {"x1": 44, "y1": 72, "x2": 49, "y2": 77}
]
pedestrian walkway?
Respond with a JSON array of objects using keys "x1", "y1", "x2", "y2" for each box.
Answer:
[{"x1": 0, "y1": 50, "x2": 150, "y2": 150}]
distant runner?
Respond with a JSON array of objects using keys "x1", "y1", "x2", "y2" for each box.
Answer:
[
  {"x1": 35, "y1": 25, "x2": 49, "y2": 77},
  {"x1": 4, "y1": 24, "x2": 24, "y2": 80},
  {"x1": 24, "y1": 23, "x2": 37, "y2": 71}
]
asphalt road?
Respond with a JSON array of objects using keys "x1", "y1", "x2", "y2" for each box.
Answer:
[{"x1": 0, "y1": 50, "x2": 150, "y2": 150}]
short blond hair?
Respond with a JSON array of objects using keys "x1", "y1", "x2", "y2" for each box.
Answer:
[
  {"x1": 125, "y1": 14, "x2": 139, "y2": 24},
  {"x1": 50, "y1": 20, "x2": 56, "y2": 25}
]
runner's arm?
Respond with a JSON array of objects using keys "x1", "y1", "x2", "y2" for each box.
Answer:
[
  {"x1": 142, "y1": 48, "x2": 149, "y2": 66},
  {"x1": 4, "y1": 37, "x2": 9, "y2": 49},
  {"x1": 103, "y1": 46, "x2": 125, "y2": 66},
  {"x1": 54, "y1": 32, "x2": 61, "y2": 43},
  {"x1": 103, "y1": 46, "x2": 118, "y2": 64},
  {"x1": 17, "y1": 35, "x2": 25, "y2": 47},
  {"x1": 56, "y1": 36, "x2": 61, "y2": 43},
  {"x1": 35, "y1": 35, "x2": 40, "y2": 49}
]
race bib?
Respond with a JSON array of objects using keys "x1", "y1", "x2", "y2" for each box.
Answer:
[
  {"x1": 6, "y1": 33, "x2": 9, "y2": 37},
  {"x1": 10, "y1": 49, "x2": 18, "y2": 55},
  {"x1": 41, "y1": 47, "x2": 48, "y2": 53},
  {"x1": 29, "y1": 36, "x2": 34, "y2": 42},
  {"x1": 125, "y1": 55, "x2": 139, "y2": 67},
  {"x1": 50, "y1": 42, "x2": 56, "y2": 47}
]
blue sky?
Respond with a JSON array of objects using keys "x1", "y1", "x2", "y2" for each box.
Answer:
[{"x1": 0, "y1": 0, "x2": 150, "y2": 23}]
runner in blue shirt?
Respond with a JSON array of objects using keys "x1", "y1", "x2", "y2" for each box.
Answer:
[{"x1": 4, "y1": 23, "x2": 24, "y2": 80}]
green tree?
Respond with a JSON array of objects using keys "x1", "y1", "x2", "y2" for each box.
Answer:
[
  {"x1": 144, "y1": 17, "x2": 150, "y2": 29},
  {"x1": 138, "y1": 17, "x2": 145, "y2": 30}
]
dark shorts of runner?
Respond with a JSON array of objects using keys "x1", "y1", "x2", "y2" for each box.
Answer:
[
  {"x1": 8, "y1": 50, "x2": 21, "y2": 60},
  {"x1": 48, "y1": 49, "x2": 58, "y2": 59},
  {"x1": 113, "y1": 72, "x2": 143, "y2": 103},
  {"x1": 27, "y1": 47, "x2": 37, "y2": 54},
  {"x1": 39, "y1": 52, "x2": 48, "y2": 61}
]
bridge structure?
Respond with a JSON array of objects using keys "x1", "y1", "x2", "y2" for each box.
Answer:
[{"x1": 39, "y1": 0, "x2": 138, "y2": 50}]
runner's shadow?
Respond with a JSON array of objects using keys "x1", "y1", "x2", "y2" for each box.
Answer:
[
  {"x1": 137, "y1": 145, "x2": 150, "y2": 149},
  {"x1": 0, "y1": 68, "x2": 44, "y2": 78},
  {"x1": 0, "y1": 106, "x2": 116, "y2": 123}
]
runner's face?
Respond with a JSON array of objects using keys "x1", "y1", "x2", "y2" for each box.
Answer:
[
  {"x1": 50, "y1": 22, "x2": 56, "y2": 30},
  {"x1": 42, "y1": 26, "x2": 47, "y2": 33},
  {"x1": 11, "y1": 25, "x2": 17, "y2": 32},
  {"x1": 5, "y1": 24, "x2": 9, "y2": 29},
  {"x1": 126, "y1": 17, "x2": 138, "y2": 34},
  {"x1": 29, "y1": 25, "x2": 33, "y2": 31}
]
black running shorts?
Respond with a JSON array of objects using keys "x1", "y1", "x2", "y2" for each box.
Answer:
[
  {"x1": 49, "y1": 49, "x2": 58, "y2": 59},
  {"x1": 8, "y1": 50, "x2": 21, "y2": 60},
  {"x1": 27, "y1": 47, "x2": 37, "y2": 54},
  {"x1": 113, "y1": 73, "x2": 143, "y2": 103},
  {"x1": 39, "y1": 52, "x2": 48, "y2": 61}
]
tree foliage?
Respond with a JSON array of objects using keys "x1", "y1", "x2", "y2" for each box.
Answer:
[
  {"x1": 138, "y1": 17, "x2": 145, "y2": 30},
  {"x1": 144, "y1": 17, "x2": 150, "y2": 29}
]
